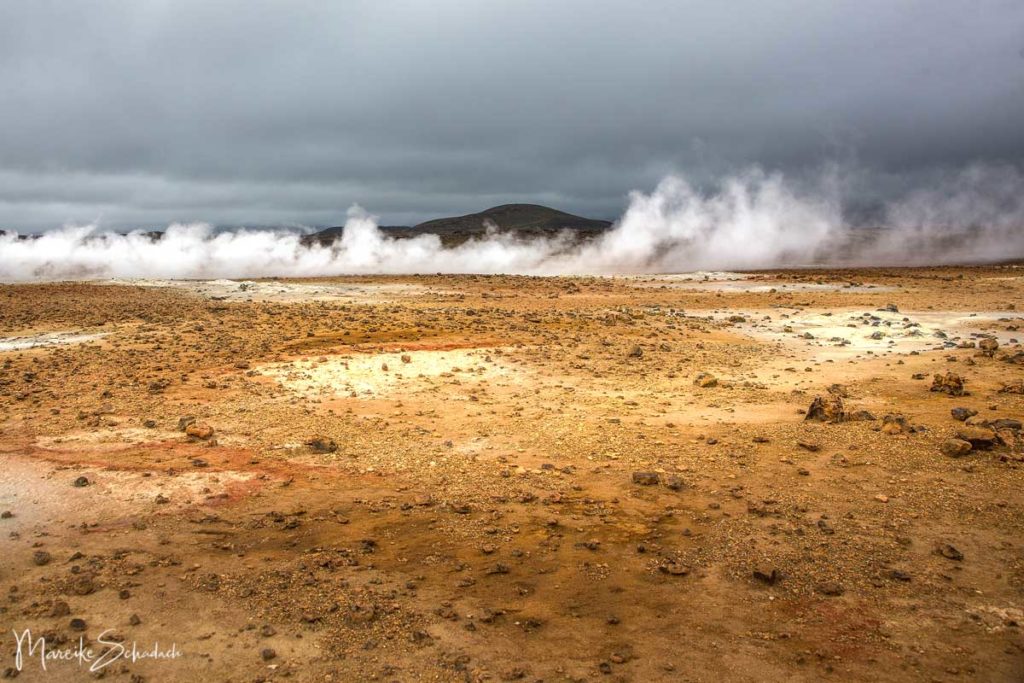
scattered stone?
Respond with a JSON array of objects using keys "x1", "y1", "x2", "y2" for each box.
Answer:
[
  {"x1": 805, "y1": 394, "x2": 845, "y2": 423},
  {"x1": 817, "y1": 582, "x2": 844, "y2": 596},
  {"x1": 881, "y1": 414, "x2": 911, "y2": 435},
  {"x1": 627, "y1": 345, "x2": 644, "y2": 359},
  {"x1": 659, "y1": 561, "x2": 689, "y2": 576},
  {"x1": 260, "y1": 648, "x2": 277, "y2": 661},
  {"x1": 951, "y1": 407, "x2": 977, "y2": 421},
  {"x1": 693, "y1": 372, "x2": 718, "y2": 388},
  {"x1": 937, "y1": 543, "x2": 964, "y2": 561},
  {"x1": 72, "y1": 476, "x2": 89, "y2": 487},
  {"x1": 931, "y1": 372, "x2": 966, "y2": 396},
  {"x1": 940, "y1": 439, "x2": 973, "y2": 458},
  {"x1": 955, "y1": 426, "x2": 998, "y2": 449},
  {"x1": 305, "y1": 437, "x2": 338, "y2": 453},
  {"x1": 631, "y1": 472, "x2": 660, "y2": 486},
  {"x1": 999, "y1": 380, "x2": 1024, "y2": 394},
  {"x1": 978, "y1": 337, "x2": 999, "y2": 356},
  {"x1": 664, "y1": 474, "x2": 686, "y2": 491},
  {"x1": 753, "y1": 568, "x2": 782, "y2": 585},
  {"x1": 185, "y1": 423, "x2": 215, "y2": 440},
  {"x1": 32, "y1": 550, "x2": 51, "y2": 566}
]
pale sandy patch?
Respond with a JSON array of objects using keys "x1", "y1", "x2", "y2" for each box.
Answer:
[{"x1": 257, "y1": 347, "x2": 518, "y2": 399}]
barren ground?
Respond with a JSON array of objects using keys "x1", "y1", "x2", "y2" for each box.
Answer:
[{"x1": 1, "y1": 267, "x2": 1022, "y2": 682}]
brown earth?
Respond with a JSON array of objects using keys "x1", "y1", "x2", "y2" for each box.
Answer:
[{"x1": 0, "y1": 266, "x2": 1022, "y2": 681}]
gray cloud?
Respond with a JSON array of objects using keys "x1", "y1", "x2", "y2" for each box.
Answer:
[{"x1": 1, "y1": 0, "x2": 1023, "y2": 231}]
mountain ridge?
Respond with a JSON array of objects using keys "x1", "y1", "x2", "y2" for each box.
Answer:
[{"x1": 306, "y1": 204, "x2": 612, "y2": 246}]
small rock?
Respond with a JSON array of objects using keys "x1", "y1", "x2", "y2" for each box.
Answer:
[
  {"x1": 753, "y1": 568, "x2": 781, "y2": 585},
  {"x1": 931, "y1": 372, "x2": 966, "y2": 396},
  {"x1": 185, "y1": 423, "x2": 215, "y2": 440},
  {"x1": 950, "y1": 407, "x2": 977, "y2": 421},
  {"x1": 305, "y1": 437, "x2": 338, "y2": 453},
  {"x1": 940, "y1": 439, "x2": 973, "y2": 458},
  {"x1": 693, "y1": 372, "x2": 718, "y2": 388},
  {"x1": 805, "y1": 394, "x2": 846, "y2": 423},
  {"x1": 664, "y1": 474, "x2": 686, "y2": 491},
  {"x1": 32, "y1": 550, "x2": 52, "y2": 566},
  {"x1": 631, "y1": 472, "x2": 660, "y2": 486},
  {"x1": 937, "y1": 543, "x2": 964, "y2": 561},
  {"x1": 955, "y1": 426, "x2": 997, "y2": 449}
]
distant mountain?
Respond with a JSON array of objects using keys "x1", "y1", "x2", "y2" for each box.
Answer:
[{"x1": 305, "y1": 204, "x2": 612, "y2": 246}]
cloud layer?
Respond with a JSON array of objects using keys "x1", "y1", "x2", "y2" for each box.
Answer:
[{"x1": 1, "y1": 1, "x2": 1023, "y2": 231}]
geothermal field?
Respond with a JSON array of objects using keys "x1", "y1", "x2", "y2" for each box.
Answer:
[{"x1": 0, "y1": 267, "x2": 1022, "y2": 681}]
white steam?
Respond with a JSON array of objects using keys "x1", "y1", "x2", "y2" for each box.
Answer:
[{"x1": 2, "y1": 164, "x2": 1023, "y2": 281}]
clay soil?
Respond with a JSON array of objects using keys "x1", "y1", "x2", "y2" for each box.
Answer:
[{"x1": 0, "y1": 266, "x2": 1022, "y2": 682}]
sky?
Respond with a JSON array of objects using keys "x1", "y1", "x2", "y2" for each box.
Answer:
[{"x1": 1, "y1": 0, "x2": 1023, "y2": 232}]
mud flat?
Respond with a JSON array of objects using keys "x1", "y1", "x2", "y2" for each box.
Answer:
[{"x1": 0, "y1": 266, "x2": 1022, "y2": 681}]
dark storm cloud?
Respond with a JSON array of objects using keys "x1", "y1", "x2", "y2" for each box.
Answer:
[{"x1": 1, "y1": 0, "x2": 1023, "y2": 231}]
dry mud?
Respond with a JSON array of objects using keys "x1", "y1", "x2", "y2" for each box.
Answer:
[{"x1": 0, "y1": 267, "x2": 1022, "y2": 681}]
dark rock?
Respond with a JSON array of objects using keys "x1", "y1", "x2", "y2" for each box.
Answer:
[
  {"x1": 951, "y1": 407, "x2": 977, "y2": 421},
  {"x1": 305, "y1": 437, "x2": 338, "y2": 453},
  {"x1": 753, "y1": 568, "x2": 782, "y2": 585},
  {"x1": 931, "y1": 372, "x2": 966, "y2": 396},
  {"x1": 937, "y1": 543, "x2": 964, "y2": 561},
  {"x1": 805, "y1": 395, "x2": 845, "y2": 423},
  {"x1": 632, "y1": 472, "x2": 660, "y2": 486},
  {"x1": 664, "y1": 475, "x2": 686, "y2": 491}
]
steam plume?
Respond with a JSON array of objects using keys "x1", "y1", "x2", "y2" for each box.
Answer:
[{"x1": 2, "y1": 165, "x2": 1022, "y2": 282}]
